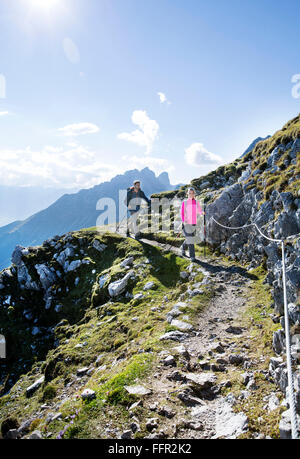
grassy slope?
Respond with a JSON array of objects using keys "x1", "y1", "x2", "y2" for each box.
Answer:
[
  {"x1": 240, "y1": 114, "x2": 300, "y2": 199},
  {"x1": 0, "y1": 228, "x2": 285, "y2": 439},
  {"x1": 2, "y1": 113, "x2": 299, "y2": 438},
  {"x1": 0, "y1": 229, "x2": 212, "y2": 438}
]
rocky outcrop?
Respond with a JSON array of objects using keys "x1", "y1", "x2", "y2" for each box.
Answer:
[
  {"x1": 108, "y1": 271, "x2": 136, "y2": 298},
  {"x1": 0, "y1": 231, "x2": 143, "y2": 393},
  {"x1": 154, "y1": 114, "x2": 300, "y2": 434},
  {"x1": 1, "y1": 114, "x2": 299, "y2": 440}
]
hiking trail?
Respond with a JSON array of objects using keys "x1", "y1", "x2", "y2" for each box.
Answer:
[{"x1": 110, "y1": 235, "x2": 277, "y2": 439}]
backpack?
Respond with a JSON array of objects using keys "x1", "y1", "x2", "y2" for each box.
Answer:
[{"x1": 124, "y1": 187, "x2": 135, "y2": 207}]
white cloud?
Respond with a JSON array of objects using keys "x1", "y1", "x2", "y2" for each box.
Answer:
[
  {"x1": 0, "y1": 111, "x2": 9, "y2": 116},
  {"x1": 0, "y1": 144, "x2": 119, "y2": 189},
  {"x1": 185, "y1": 143, "x2": 222, "y2": 167},
  {"x1": 158, "y1": 92, "x2": 171, "y2": 105},
  {"x1": 118, "y1": 110, "x2": 159, "y2": 154},
  {"x1": 58, "y1": 122, "x2": 100, "y2": 137}
]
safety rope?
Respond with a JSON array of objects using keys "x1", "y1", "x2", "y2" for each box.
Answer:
[
  {"x1": 210, "y1": 215, "x2": 299, "y2": 439},
  {"x1": 119, "y1": 201, "x2": 299, "y2": 436}
]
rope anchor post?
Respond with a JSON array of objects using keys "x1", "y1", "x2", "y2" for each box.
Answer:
[
  {"x1": 281, "y1": 240, "x2": 298, "y2": 439},
  {"x1": 210, "y1": 216, "x2": 299, "y2": 439}
]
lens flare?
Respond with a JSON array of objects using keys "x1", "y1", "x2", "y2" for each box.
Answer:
[{"x1": 28, "y1": 0, "x2": 60, "y2": 10}]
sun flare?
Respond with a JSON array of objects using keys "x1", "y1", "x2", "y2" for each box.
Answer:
[{"x1": 28, "y1": 0, "x2": 60, "y2": 10}]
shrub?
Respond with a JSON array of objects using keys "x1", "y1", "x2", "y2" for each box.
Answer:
[
  {"x1": 30, "y1": 419, "x2": 42, "y2": 432},
  {"x1": 42, "y1": 384, "x2": 57, "y2": 401}
]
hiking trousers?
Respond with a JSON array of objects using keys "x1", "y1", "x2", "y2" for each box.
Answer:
[
  {"x1": 127, "y1": 206, "x2": 141, "y2": 234},
  {"x1": 182, "y1": 223, "x2": 197, "y2": 259}
]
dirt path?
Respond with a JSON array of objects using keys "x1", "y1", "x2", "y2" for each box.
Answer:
[{"x1": 137, "y1": 237, "x2": 255, "y2": 439}]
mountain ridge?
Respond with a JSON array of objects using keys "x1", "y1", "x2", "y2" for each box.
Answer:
[
  {"x1": 0, "y1": 113, "x2": 299, "y2": 439},
  {"x1": 0, "y1": 167, "x2": 182, "y2": 270}
]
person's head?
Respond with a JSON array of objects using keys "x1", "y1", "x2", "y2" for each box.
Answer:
[
  {"x1": 187, "y1": 187, "x2": 196, "y2": 199},
  {"x1": 133, "y1": 180, "x2": 141, "y2": 190}
]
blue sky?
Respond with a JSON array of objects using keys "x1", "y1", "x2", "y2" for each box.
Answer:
[{"x1": 0, "y1": 0, "x2": 300, "y2": 190}]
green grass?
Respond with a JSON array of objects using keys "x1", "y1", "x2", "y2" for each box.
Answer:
[{"x1": 1, "y1": 227, "x2": 213, "y2": 438}]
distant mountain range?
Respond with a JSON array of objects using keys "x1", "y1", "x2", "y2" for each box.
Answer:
[
  {"x1": 0, "y1": 186, "x2": 75, "y2": 227},
  {"x1": 0, "y1": 168, "x2": 182, "y2": 270}
]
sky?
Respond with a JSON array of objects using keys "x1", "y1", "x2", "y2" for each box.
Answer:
[{"x1": 0, "y1": 0, "x2": 300, "y2": 191}]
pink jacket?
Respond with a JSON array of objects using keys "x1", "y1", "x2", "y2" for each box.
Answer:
[{"x1": 181, "y1": 199, "x2": 203, "y2": 225}]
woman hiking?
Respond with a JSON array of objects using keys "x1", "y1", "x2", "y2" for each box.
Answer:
[{"x1": 180, "y1": 187, "x2": 204, "y2": 262}]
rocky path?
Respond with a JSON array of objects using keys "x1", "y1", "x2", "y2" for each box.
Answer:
[
  {"x1": 134, "y1": 238, "x2": 260, "y2": 439},
  {"x1": 4, "y1": 234, "x2": 282, "y2": 440}
]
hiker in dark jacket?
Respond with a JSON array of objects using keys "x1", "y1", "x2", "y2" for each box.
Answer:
[{"x1": 125, "y1": 180, "x2": 151, "y2": 238}]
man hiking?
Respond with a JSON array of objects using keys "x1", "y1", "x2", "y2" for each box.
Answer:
[
  {"x1": 180, "y1": 187, "x2": 204, "y2": 262},
  {"x1": 125, "y1": 180, "x2": 151, "y2": 239}
]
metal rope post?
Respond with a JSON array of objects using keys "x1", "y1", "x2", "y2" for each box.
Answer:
[
  {"x1": 203, "y1": 198, "x2": 206, "y2": 258},
  {"x1": 209, "y1": 216, "x2": 299, "y2": 438}
]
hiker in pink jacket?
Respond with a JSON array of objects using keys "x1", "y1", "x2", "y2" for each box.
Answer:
[{"x1": 180, "y1": 187, "x2": 204, "y2": 261}]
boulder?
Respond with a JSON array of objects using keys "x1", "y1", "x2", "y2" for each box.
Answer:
[
  {"x1": 67, "y1": 260, "x2": 82, "y2": 272},
  {"x1": 279, "y1": 409, "x2": 300, "y2": 439},
  {"x1": 121, "y1": 430, "x2": 132, "y2": 439},
  {"x1": 206, "y1": 183, "x2": 244, "y2": 245},
  {"x1": 81, "y1": 389, "x2": 96, "y2": 401},
  {"x1": 11, "y1": 246, "x2": 29, "y2": 267},
  {"x1": 77, "y1": 367, "x2": 89, "y2": 377},
  {"x1": 273, "y1": 329, "x2": 286, "y2": 354},
  {"x1": 56, "y1": 247, "x2": 75, "y2": 271},
  {"x1": 288, "y1": 303, "x2": 300, "y2": 324},
  {"x1": 274, "y1": 212, "x2": 299, "y2": 239},
  {"x1": 170, "y1": 319, "x2": 194, "y2": 332},
  {"x1": 93, "y1": 240, "x2": 107, "y2": 252},
  {"x1": 17, "y1": 263, "x2": 39, "y2": 291},
  {"x1": 163, "y1": 355, "x2": 176, "y2": 367},
  {"x1": 177, "y1": 388, "x2": 205, "y2": 407},
  {"x1": 228, "y1": 354, "x2": 245, "y2": 365},
  {"x1": 159, "y1": 331, "x2": 189, "y2": 342},
  {"x1": 26, "y1": 376, "x2": 45, "y2": 398},
  {"x1": 35, "y1": 264, "x2": 57, "y2": 290},
  {"x1": 120, "y1": 257, "x2": 134, "y2": 268},
  {"x1": 143, "y1": 281, "x2": 156, "y2": 291},
  {"x1": 213, "y1": 401, "x2": 248, "y2": 439},
  {"x1": 124, "y1": 385, "x2": 151, "y2": 396},
  {"x1": 28, "y1": 430, "x2": 43, "y2": 439},
  {"x1": 108, "y1": 270, "x2": 135, "y2": 298},
  {"x1": 99, "y1": 274, "x2": 109, "y2": 288},
  {"x1": 185, "y1": 372, "x2": 217, "y2": 391}
]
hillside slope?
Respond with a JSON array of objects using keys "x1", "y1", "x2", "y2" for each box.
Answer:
[
  {"x1": 0, "y1": 167, "x2": 181, "y2": 271},
  {"x1": 0, "y1": 229, "x2": 291, "y2": 439},
  {"x1": 0, "y1": 113, "x2": 299, "y2": 440},
  {"x1": 148, "y1": 114, "x2": 300, "y2": 437}
]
